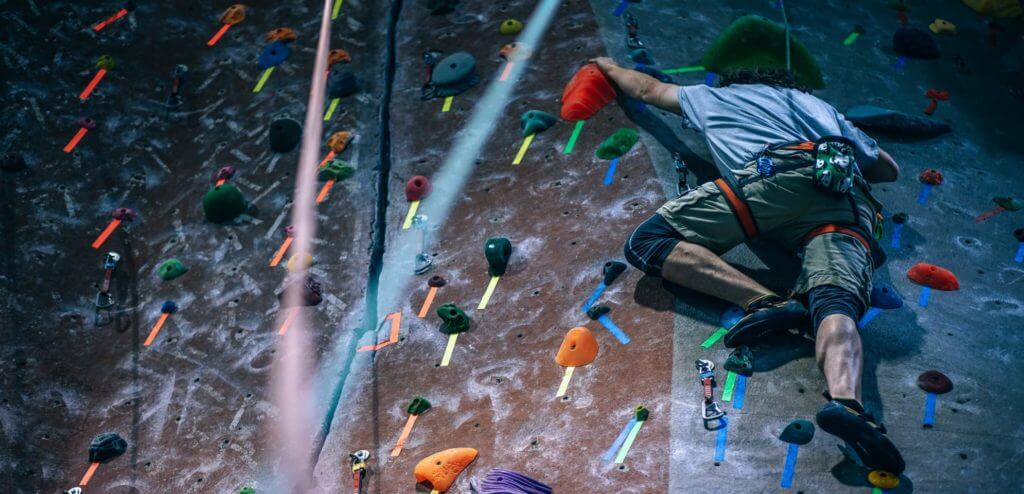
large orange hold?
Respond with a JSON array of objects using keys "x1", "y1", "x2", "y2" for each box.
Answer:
[
  {"x1": 907, "y1": 263, "x2": 959, "y2": 291},
  {"x1": 555, "y1": 326, "x2": 599, "y2": 367},
  {"x1": 560, "y1": 64, "x2": 616, "y2": 121},
  {"x1": 266, "y1": 27, "x2": 297, "y2": 43},
  {"x1": 414, "y1": 447, "x2": 478, "y2": 492},
  {"x1": 327, "y1": 131, "x2": 351, "y2": 153}
]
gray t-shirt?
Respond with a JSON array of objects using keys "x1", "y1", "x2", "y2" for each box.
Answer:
[{"x1": 677, "y1": 84, "x2": 880, "y2": 171}]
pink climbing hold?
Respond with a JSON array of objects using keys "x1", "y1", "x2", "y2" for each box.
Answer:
[{"x1": 405, "y1": 175, "x2": 431, "y2": 202}]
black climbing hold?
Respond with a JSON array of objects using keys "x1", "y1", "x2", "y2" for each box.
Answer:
[
  {"x1": 724, "y1": 345, "x2": 754, "y2": 376},
  {"x1": 845, "y1": 105, "x2": 951, "y2": 138},
  {"x1": 202, "y1": 184, "x2": 248, "y2": 223},
  {"x1": 779, "y1": 419, "x2": 815, "y2": 445},
  {"x1": 436, "y1": 303, "x2": 470, "y2": 334},
  {"x1": 425, "y1": 52, "x2": 479, "y2": 100},
  {"x1": 1, "y1": 152, "x2": 27, "y2": 172},
  {"x1": 161, "y1": 300, "x2": 178, "y2": 313},
  {"x1": 427, "y1": 275, "x2": 447, "y2": 288},
  {"x1": 1014, "y1": 228, "x2": 1024, "y2": 242},
  {"x1": 891, "y1": 212, "x2": 909, "y2": 224},
  {"x1": 893, "y1": 27, "x2": 940, "y2": 59},
  {"x1": 88, "y1": 432, "x2": 127, "y2": 463},
  {"x1": 485, "y1": 237, "x2": 512, "y2": 276},
  {"x1": 634, "y1": 405, "x2": 650, "y2": 421},
  {"x1": 328, "y1": 66, "x2": 358, "y2": 99},
  {"x1": 426, "y1": 0, "x2": 459, "y2": 15},
  {"x1": 602, "y1": 261, "x2": 627, "y2": 286},
  {"x1": 917, "y1": 370, "x2": 953, "y2": 394},
  {"x1": 269, "y1": 118, "x2": 302, "y2": 153},
  {"x1": 258, "y1": 41, "x2": 291, "y2": 69},
  {"x1": 629, "y1": 48, "x2": 654, "y2": 65},
  {"x1": 634, "y1": 65, "x2": 673, "y2": 83},
  {"x1": 407, "y1": 396, "x2": 432, "y2": 415},
  {"x1": 279, "y1": 276, "x2": 323, "y2": 307},
  {"x1": 586, "y1": 304, "x2": 610, "y2": 320},
  {"x1": 870, "y1": 283, "x2": 903, "y2": 309}
]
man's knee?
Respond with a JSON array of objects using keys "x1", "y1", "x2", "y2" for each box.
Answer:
[{"x1": 808, "y1": 285, "x2": 865, "y2": 337}]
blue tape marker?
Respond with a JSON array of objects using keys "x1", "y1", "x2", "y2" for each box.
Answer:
[
  {"x1": 704, "y1": 72, "x2": 717, "y2": 86},
  {"x1": 598, "y1": 314, "x2": 631, "y2": 344},
  {"x1": 603, "y1": 417, "x2": 637, "y2": 461},
  {"x1": 1015, "y1": 242, "x2": 1024, "y2": 263},
  {"x1": 582, "y1": 282, "x2": 606, "y2": 312},
  {"x1": 918, "y1": 286, "x2": 931, "y2": 307},
  {"x1": 612, "y1": 0, "x2": 628, "y2": 16},
  {"x1": 923, "y1": 392, "x2": 936, "y2": 426},
  {"x1": 714, "y1": 416, "x2": 729, "y2": 462},
  {"x1": 858, "y1": 307, "x2": 882, "y2": 328},
  {"x1": 780, "y1": 443, "x2": 800, "y2": 488},
  {"x1": 917, "y1": 184, "x2": 931, "y2": 205},
  {"x1": 603, "y1": 158, "x2": 619, "y2": 186},
  {"x1": 890, "y1": 224, "x2": 903, "y2": 249},
  {"x1": 733, "y1": 375, "x2": 747, "y2": 410},
  {"x1": 895, "y1": 56, "x2": 906, "y2": 70}
]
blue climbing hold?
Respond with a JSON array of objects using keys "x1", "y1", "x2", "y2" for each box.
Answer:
[
  {"x1": 870, "y1": 283, "x2": 903, "y2": 309},
  {"x1": 258, "y1": 41, "x2": 291, "y2": 69}
]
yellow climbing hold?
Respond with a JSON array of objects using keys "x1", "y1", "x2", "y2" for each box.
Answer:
[
  {"x1": 868, "y1": 470, "x2": 900, "y2": 489},
  {"x1": 929, "y1": 19, "x2": 957, "y2": 34},
  {"x1": 500, "y1": 19, "x2": 523, "y2": 35},
  {"x1": 286, "y1": 252, "x2": 313, "y2": 273},
  {"x1": 962, "y1": 0, "x2": 1022, "y2": 18}
]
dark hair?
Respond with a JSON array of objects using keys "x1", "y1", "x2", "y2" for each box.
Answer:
[{"x1": 717, "y1": 67, "x2": 809, "y2": 92}]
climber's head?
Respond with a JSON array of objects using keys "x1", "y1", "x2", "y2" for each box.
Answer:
[{"x1": 717, "y1": 67, "x2": 808, "y2": 92}]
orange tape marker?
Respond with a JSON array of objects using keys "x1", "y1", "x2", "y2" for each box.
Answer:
[
  {"x1": 278, "y1": 307, "x2": 299, "y2": 335},
  {"x1": 319, "y1": 150, "x2": 336, "y2": 169},
  {"x1": 79, "y1": 69, "x2": 108, "y2": 101},
  {"x1": 63, "y1": 127, "x2": 90, "y2": 153},
  {"x1": 80, "y1": 462, "x2": 100, "y2": 486},
  {"x1": 92, "y1": 7, "x2": 128, "y2": 32},
  {"x1": 315, "y1": 180, "x2": 335, "y2": 204},
  {"x1": 143, "y1": 313, "x2": 170, "y2": 347},
  {"x1": 270, "y1": 237, "x2": 294, "y2": 267},
  {"x1": 215, "y1": 178, "x2": 226, "y2": 187},
  {"x1": 390, "y1": 413, "x2": 418, "y2": 457},
  {"x1": 207, "y1": 23, "x2": 231, "y2": 46},
  {"x1": 357, "y1": 312, "x2": 401, "y2": 352},
  {"x1": 91, "y1": 219, "x2": 122, "y2": 249},
  {"x1": 417, "y1": 286, "x2": 438, "y2": 318}
]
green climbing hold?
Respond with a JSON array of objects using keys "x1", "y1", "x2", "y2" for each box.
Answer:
[
  {"x1": 779, "y1": 419, "x2": 815, "y2": 445},
  {"x1": 595, "y1": 128, "x2": 639, "y2": 160},
  {"x1": 436, "y1": 303, "x2": 470, "y2": 334},
  {"x1": 240, "y1": 488, "x2": 256, "y2": 494},
  {"x1": 520, "y1": 110, "x2": 557, "y2": 137},
  {"x1": 96, "y1": 54, "x2": 116, "y2": 70},
  {"x1": 318, "y1": 159, "x2": 355, "y2": 182},
  {"x1": 500, "y1": 19, "x2": 523, "y2": 35},
  {"x1": 724, "y1": 346, "x2": 754, "y2": 376},
  {"x1": 269, "y1": 118, "x2": 302, "y2": 153},
  {"x1": 702, "y1": 15, "x2": 825, "y2": 90},
  {"x1": 407, "y1": 396, "x2": 432, "y2": 415},
  {"x1": 994, "y1": 196, "x2": 1024, "y2": 211},
  {"x1": 202, "y1": 184, "x2": 248, "y2": 224},
  {"x1": 634, "y1": 406, "x2": 650, "y2": 421},
  {"x1": 157, "y1": 259, "x2": 189, "y2": 281},
  {"x1": 485, "y1": 237, "x2": 512, "y2": 276}
]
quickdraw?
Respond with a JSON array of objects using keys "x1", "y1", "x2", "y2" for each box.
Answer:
[
  {"x1": 350, "y1": 449, "x2": 369, "y2": 494},
  {"x1": 696, "y1": 359, "x2": 726, "y2": 430},
  {"x1": 94, "y1": 252, "x2": 120, "y2": 326}
]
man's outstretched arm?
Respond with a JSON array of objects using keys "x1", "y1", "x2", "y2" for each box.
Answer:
[
  {"x1": 862, "y1": 148, "x2": 900, "y2": 183},
  {"x1": 592, "y1": 57, "x2": 682, "y2": 115}
]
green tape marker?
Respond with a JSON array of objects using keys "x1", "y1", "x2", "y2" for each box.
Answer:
[
  {"x1": 700, "y1": 327, "x2": 728, "y2": 348},
  {"x1": 843, "y1": 32, "x2": 860, "y2": 45},
  {"x1": 563, "y1": 120, "x2": 585, "y2": 154},
  {"x1": 721, "y1": 371, "x2": 737, "y2": 402},
  {"x1": 662, "y1": 65, "x2": 705, "y2": 74},
  {"x1": 253, "y1": 67, "x2": 275, "y2": 93},
  {"x1": 331, "y1": 0, "x2": 344, "y2": 19}
]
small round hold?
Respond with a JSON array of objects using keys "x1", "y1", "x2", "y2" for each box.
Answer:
[
  {"x1": 427, "y1": 275, "x2": 447, "y2": 288},
  {"x1": 868, "y1": 470, "x2": 899, "y2": 489},
  {"x1": 405, "y1": 175, "x2": 432, "y2": 202},
  {"x1": 917, "y1": 370, "x2": 953, "y2": 394},
  {"x1": 328, "y1": 48, "x2": 352, "y2": 66},
  {"x1": 892, "y1": 212, "x2": 909, "y2": 224},
  {"x1": 284, "y1": 225, "x2": 296, "y2": 237},
  {"x1": 219, "y1": 4, "x2": 246, "y2": 25},
  {"x1": 160, "y1": 300, "x2": 178, "y2": 313},
  {"x1": 918, "y1": 168, "x2": 944, "y2": 185},
  {"x1": 111, "y1": 207, "x2": 137, "y2": 221},
  {"x1": 1013, "y1": 227, "x2": 1024, "y2": 242},
  {"x1": 77, "y1": 117, "x2": 98, "y2": 129},
  {"x1": 216, "y1": 165, "x2": 237, "y2": 181},
  {"x1": 266, "y1": 27, "x2": 297, "y2": 43},
  {"x1": 96, "y1": 54, "x2": 116, "y2": 70}
]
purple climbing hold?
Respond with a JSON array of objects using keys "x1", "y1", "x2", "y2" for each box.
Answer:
[
  {"x1": 474, "y1": 467, "x2": 552, "y2": 494},
  {"x1": 77, "y1": 117, "x2": 98, "y2": 129},
  {"x1": 111, "y1": 207, "x2": 137, "y2": 221},
  {"x1": 917, "y1": 370, "x2": 953, "y2": 394},
  {"x1": 427, "y1": 275, "x2": 447, "y2": 288},
  {"x1": 216, "y1": 165, "x2": 237, "y2": 181}
]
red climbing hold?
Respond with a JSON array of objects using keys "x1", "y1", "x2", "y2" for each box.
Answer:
[
  {"x1": 907, "y1": 263, "x2": 959, "y2": 291},
  {"x1": 918, "y1": 169, "x2": 944, "y2": 185},
  {"x1": 405, "y1": 175, "x2": 431, "y2": 202},
  {"x1": 560, "y1": 64, "x2": 616, "y2": 121},
  {"x1": 924, "y1": 88, "x2": 949, "y2": 115}
]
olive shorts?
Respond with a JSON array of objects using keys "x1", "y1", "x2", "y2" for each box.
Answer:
[{"x1": 656, "y1": 147, "x2": 882, "y2": 310}]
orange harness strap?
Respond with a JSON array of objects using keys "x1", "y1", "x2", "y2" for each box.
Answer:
[
  {"x1": 784, "y1": 141, "x2": 816, "y2": 151},
  {"x1": 715, "y1": 178, "x2": 759, "y2": 239},
  {"x1": 803, "y1": 224, "x2": 870, "y2": 252}
]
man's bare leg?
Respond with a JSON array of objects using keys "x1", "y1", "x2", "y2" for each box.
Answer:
[
  {"x1": 815, "y1": 314, "x2": 863, "y2": 401},
  {"x1": 660, "y1": 240, "x2": 776, "y2": 309}
]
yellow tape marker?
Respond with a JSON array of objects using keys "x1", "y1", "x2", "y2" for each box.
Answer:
[
  {"x1": 331, "y1": 0, "x2": 344, "y2": 19},
  {"x1": 512, "y1": 133, "x2": 535, "y2": 166},
  {"x1": 441, "y1": 96, "x2": 454, "y2": 112},
  {"x1": 252, "y1": 67, "x2": 275, "y2": 93},
  {"x1": 431, "y1": 490, "x2": 440, "y2": 494},
  {"x1": 402, "y1": 200, "x2": 420, "y2": 229},
  {"x1": 323, "y1": 98, "x2": 340, "y2": 121},
  {"x1": 440, "y1": 333, "x2": 458, "y2": 367},
  {"x1": 555, "y1": 366, "x2": 575, "y2": 398},
  {"x1": 477, "y1": 275, "x2": 500, "y2": 310}
]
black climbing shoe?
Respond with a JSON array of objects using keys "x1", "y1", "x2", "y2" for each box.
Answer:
[
  {"x1": 723, "y1": 296, "x2": 809, "y2": 348},
  {"x1": 816, "y1": 400, "x2": 906, "y2": 475}
]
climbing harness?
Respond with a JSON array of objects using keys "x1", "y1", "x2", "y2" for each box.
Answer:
[
  {"x1": 350, "y1": 449, "x2": 369, "y2": 494},
  {"x1": 696, "y1": 359, "x2": 726, "y2": 430},
  {"x1": 94, "y1": 252, "x2": 120, "y2": 326},
  {"x1": 624, "y1": 12, "x2": 645, "y2": 49},
  {"x1": 673, "y1": 153, "x2": 692, "y2": 197}
]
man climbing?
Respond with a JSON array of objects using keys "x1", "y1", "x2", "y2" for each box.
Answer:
[{"x1": 592, "y1": 51, "x2": 905, "y2": 476}]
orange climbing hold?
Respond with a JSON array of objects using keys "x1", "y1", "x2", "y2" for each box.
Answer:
[
  {"x1": 328, "y1": 48, "x2": 352, "y2": 66},
  {"x1": 907, "y1": 263, "x2": 959, "y2": 291},
  {"x1": 266, "y1": 27, "x2": 297, "y2": 43},
  {"x1": 414, "y1": 447, "x2": 478, "y2": 492},
  {"x1": 219, "y1": 4, "x2": 247, "y2": 25},
  {"x1": 560, "y1": 64, "x2": 616, "y2": 121},
  {"x1": 327, "y1": 131, "x2": 351, "y2": 153},
  {"x1": 555, "y1": 326, "x2": 599, "y2": 367}
]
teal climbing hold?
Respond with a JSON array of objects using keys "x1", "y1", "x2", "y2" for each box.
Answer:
[
  {"x1": 702, "y1": 15, "x2": 825, "y2": 89},
  {"x1": 596, "y1": 128, "x2": 639, "y2": 160},
  {"x1": 157, "y1": 259, "x2": 188, "y2": 281},
  {"x1": 520, "y1": 110, "x2": 557, "y2": 137},
  {"x1": 994, "y1": 196, "x2": 1024, "y2": 211},
  {"x1": 407, "y1": 396, "x2": 432, "y2": 415},
  {"x1": 437, "y1": 303, "x2": 470, "y2": 334},
  {"x1": 634, "y1": 405, "x2": 650, "y2": 421},
  {"x1": 485, "y1": 237, "x2": 513, "y2": 276},
  {"x1": 779, "y1": 419, "x2": 815, "y2": 445},
  {"x1": 724, "y1": 346, "x2": 754, "y2": 376},
  {"x1": 202, "y1": 184, "x2": 248, "y2": 224},
  {"x1": 318, "y1": 159, "x2": 355, "y2": 182}
]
